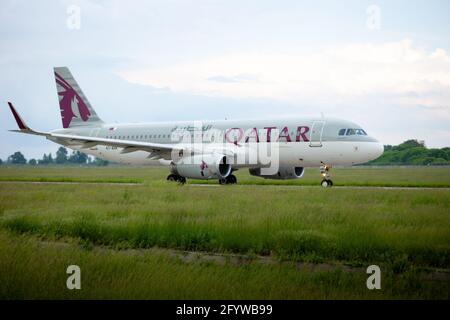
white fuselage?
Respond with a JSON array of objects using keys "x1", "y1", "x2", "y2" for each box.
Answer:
[{"x1": 50, "y1": 117, "x2": 384, "y2": 168}]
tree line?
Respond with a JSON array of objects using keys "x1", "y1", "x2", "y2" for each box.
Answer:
[
  {"x1": 366, "y1": 139, "x2": 450, "y2": 165},
  {"x1": 1, "y1": 147, "x2": 109, "y2": 166}
]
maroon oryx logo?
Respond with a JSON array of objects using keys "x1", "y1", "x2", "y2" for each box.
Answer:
[
  {"x1": 200, "y1": 160, "x2": 208, "y2": 177},
  {"x1": 55, "y1": 72, "x2": 91, "y2": 128},
  {"x1": 200, "y1": 160, "x2": 208, "y2": 171}
]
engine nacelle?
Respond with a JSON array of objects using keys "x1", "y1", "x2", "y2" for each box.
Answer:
[
  {"x1": 249, "y1": 166, "x2": 305, "y2": 180},
  {"x1": 172, "y1": 154, "x2": 232, "y2": 180}
]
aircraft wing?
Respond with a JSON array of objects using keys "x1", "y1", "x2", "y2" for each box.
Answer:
[
  {"x1": 7, "y1": 102, "x2": 185, "y2": 159},
  {"x1": 50, "y1": 132, "x2": 177, "y2": 159},
  {"x1": 7, "y1": 102, "x2": 234, "y2": 161}
]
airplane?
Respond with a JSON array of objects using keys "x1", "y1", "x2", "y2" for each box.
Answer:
[{"x1": 7, "y1": 67, "x2": 384, "y2": 187}]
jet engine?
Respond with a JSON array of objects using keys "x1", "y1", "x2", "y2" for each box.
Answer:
[
  {"x1": 249, "y1": 166, "x2": 305, "y2": 180},
  {"x1": 171, "y1": 154, "x2": 232, "y2": 180}
]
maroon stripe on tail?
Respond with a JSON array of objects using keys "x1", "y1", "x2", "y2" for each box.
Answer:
[
  {"x1": 8, "y1": 102, "x2": 28, "y2": 130},
  {"x1": 54, "y1": 72, "x2": 72, "y2": 89}
]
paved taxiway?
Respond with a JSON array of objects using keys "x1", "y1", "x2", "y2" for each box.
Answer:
[{"x1": 0, "y1": 181, "x2": 448, "y2": 190}]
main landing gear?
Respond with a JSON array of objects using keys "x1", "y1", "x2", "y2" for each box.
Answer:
[
  {"x1": 219, "y1": 174, "x2": 237, "y2": 185},
  {"x1": 319, "y1": 163, "x2": 333, "y2": 188},
  {"x1": 167, "y1": 174, "x2": 237, "y2": 185},
  {"x1": 167, "y1": 174, "x2": 186, "y2": 184}
]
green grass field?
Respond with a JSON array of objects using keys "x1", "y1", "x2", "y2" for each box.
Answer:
[{"x1": 0, "y1": 166, "x2": 449, "y2": 299}]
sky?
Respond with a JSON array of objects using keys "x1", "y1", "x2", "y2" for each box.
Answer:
[{"x1": 1, "y1": 0, "x2": 450, "y2": 160}]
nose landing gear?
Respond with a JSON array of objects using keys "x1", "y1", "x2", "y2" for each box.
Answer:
[{"x1": 320, "y1": 163, "x2": 333, "y2": 187}]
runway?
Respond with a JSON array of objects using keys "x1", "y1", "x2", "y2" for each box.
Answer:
[
  {"x1": 190, "y1": 184, "x2": 450, "y2": 190},
  {"x1": 189, "y1": 184, "x2": 450, "y2": 190},
  {"x1": 0, "y1": 180, "x2": 448, "y2": 190},
  {"x1": 0, "y1": 181, "x2": 140, "y2": 186}
]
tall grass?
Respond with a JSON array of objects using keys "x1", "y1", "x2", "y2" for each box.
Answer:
[
  {"x1": 0, "y1": 231, "x2": 448, "y2": 299},
  {"x1": 1, "y1": 181, "x2": 449, "y2": 268},
  {"x1": 1, "y1": 166, "x2": 449, "y2": 299}
]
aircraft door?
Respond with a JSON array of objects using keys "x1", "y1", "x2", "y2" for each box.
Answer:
[{"x1": 309, "y1": 121, "x2": 325, "y2": 147}]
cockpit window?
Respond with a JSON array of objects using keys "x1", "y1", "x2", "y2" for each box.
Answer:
[
  {"x1": 338, "y1": 129, "x2": 346, "y2": 136},
  {"x1": 355, "y1": 129, "x2": 367, "y2": 135},
  {"x1": 346, "y1": 129, "x2": 356, "y2": 136},
  {"x1": 344, "y1": 128, "x2": 368, "y2": 136}
]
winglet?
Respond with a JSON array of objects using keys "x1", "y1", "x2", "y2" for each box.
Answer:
[
  {"x1": 8, "y1": 102, "x2": 29, "y2": 130},
  {"x1": 7, "y1": 102, "x2": 48, "y2": 136}
]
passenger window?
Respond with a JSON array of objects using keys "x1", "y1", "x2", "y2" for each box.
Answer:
[
  {"x1": 346, "y1": 129, "x2": 355, "y2": 136},
  {"x1": 338, "y1": 129, "x2": 346, "y2": 136}
]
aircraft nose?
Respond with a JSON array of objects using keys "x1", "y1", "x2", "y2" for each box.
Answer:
[{"x1": 372, "y1": 142, "x2": 384, "y2": 160}]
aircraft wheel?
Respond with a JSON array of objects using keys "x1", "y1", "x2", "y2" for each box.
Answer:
[
  {"x1": 167, "y1": 174, "x2": 178, "y2": 182},
  {"x1": 227, "y1": 175, "x2": 237, "y2": 184},
  {"x1": 178, "y1": 176, "x2": 186, "y2": 184},
  {"x1": 321, "y1": 179, "x2": 332, "y2": 188},
  {"x1": 219, "y1": 178, "x2": 227, "y2": 185}
]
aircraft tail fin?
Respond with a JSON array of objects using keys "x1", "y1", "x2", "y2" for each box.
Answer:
[{"x1": 53, "y1": 67, "x2": 103, "y2": 128}]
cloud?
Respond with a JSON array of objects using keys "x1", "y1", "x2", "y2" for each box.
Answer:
[
  {"x1": 208, "y1": 73, "x2": 260, "y2": 83},
  {"x1": 117, "y1": 39, "x2": 450, "y2": 147},
  {"x1": 120, "y1": 39, "x2": 450, "y2": 103},
  {"x1": 207, "y1": 75, "x2": 239, "y2": 83}
]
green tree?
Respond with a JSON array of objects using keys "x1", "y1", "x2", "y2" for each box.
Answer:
[
  {"x1": 28, "y1": 159, "x2": 37, "y2": 166},
  {"x1": 68, "y1": 151, "x2": 88, "y2": 164},
  {"x1": 38, "y1": 154, "x2": 46, "y2": 165},
  {"x1": 429, "y1": 158, "x2": 449, "y2": 165},
  {"x1": 39, "y1": 153, "x2": 54, "y2": 165},
  {"x1": 427, "y1": 148, "x2": 448, "y2": 160},
  {"x1": 0, "y1": 158, "x2": 3, "y2": 165},
  {"x1": 368, "y1": 140, "x2": 449, "y2": 166},
  {"x1": 400, "y1": 147, "x2": 427, "y2": 164},
  {"x1": 55, "y1": 147, "x2": 68, "y2": 164},
  {"x1": 393, "y1": 139, "x2": 424, "y2": 151},
  {"x1": 7, "y1": 151, "x2": 27, "y2": 165}
]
